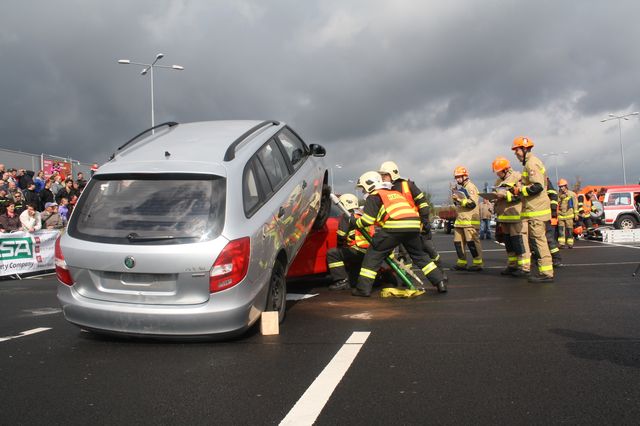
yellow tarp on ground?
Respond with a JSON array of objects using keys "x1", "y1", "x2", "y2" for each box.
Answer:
[{"x1": 380, "y1": 287, "x2": 425, "y2": 298}]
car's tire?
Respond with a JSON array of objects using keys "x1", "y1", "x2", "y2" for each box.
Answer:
[
  {"x1": 312, "y1": 184, "x2": 331, "y2": 230},
  {"x1": 265, "y1": 260, "x2": 287, "y2": 323},
  {"x1": 614, "y1": 215, "x2": 638, "y2": 230}
]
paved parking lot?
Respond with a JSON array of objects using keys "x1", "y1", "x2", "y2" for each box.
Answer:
[{"x1": 1, "y1": 233, "x2": 639, "y2": 425}]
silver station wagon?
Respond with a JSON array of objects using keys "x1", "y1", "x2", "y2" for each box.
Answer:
[{"x1": 56, "y1": 120, "x2": 329, "y2": 338}]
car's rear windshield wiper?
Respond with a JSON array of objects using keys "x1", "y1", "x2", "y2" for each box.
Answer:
[{"x1": 126, "y1": 233, "x2": 199, "y2": 242}]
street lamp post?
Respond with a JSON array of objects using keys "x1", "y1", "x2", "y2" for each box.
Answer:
[
  {"x1": 542, "y1": 151, "x2": 569, "y2": 185},
  {"x1": 118, "y1": 54, "x2": 184, "y2": 132},
  {"x1": 600, "y1": 111, "x2": 639, "y2": 185},
  {"x1": 331, "y1": 164, "x2": 343, "y2": 189}
]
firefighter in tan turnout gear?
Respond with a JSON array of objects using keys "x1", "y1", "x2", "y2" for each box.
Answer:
[
  {"x1": 557, "y1": 178, "x2": 578, "y2": 249},
  {"x1": 451, "y1": 166, "x2": 483, "y2": 272},
  {"x1": 352, "y1": 171, "x2": 447, "y2": 297},
  {"x1": 512, "y1": 136, "x2": 554, "y2": 283},
  {"x1": 491, "y1": 157, "x2": 529, "y2": 276}
]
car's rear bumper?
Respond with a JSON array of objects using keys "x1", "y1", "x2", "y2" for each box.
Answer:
[{"x1": 57, "y1": 284, "x2": 263, "y2": 338}]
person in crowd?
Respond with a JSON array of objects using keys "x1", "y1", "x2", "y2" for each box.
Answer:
[
  {"x1": 0, "y1": 189, "x2": 10, "y2": 214},
  {"x1": 12, "y1": 191, "x2": 25, "y2": 214},
  {"x1": 39, "y1": 179, "x2": 55, "y2": 211},
  {"x1": 76, "y1": 172, "x2": 87, "y2": 189},
  {"x1": 479, "y1": 198, "x2": 493, "y2": 240},
  {"x1": 56, "y1": 179, "x2": 77, "y2": 204},
  {"x1": 17, "y1": 169, "x2": 34, "y2": 189},
  {"x1": 0, "y1": 172, "x2": 9, "y2": 191},
  {"x1": 41, "y1": 202, "x2": 64, "y2": 230},
  {"x1": 0, "y1": 164, "x2": 5, "y2": 174},
  {"x1": 0, "y1": 201, "x2": 20, "y2": 232},
  {"x1": 58, "y1": 196, "x2": 70, "y2": 223},
  {"x1": 7, "y1": 169, "x2": 18, "y2": 186},
  {"x1": 23, "y1": 182, "x2": 39, "y2": 207},
  {"x1": 50, "y1": 174, "x2": 64, "y2": 196},
  {"x1": 7, "y1": 181, "x2": 18, "y2": 199},
  {"x1": 19, "y1": 203, "x2": 42, "y2": 233},
  {"x1": 34, "y1": 170, "x2": 46, "y2": 193}
]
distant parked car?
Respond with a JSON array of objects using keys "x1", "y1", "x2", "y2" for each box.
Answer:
[
  {"x1": 56, "y1": 120, "x2": 330, "y2": 338},
  {"x1": 603, "y1": 185, "x2": 640, "y2": 229}
]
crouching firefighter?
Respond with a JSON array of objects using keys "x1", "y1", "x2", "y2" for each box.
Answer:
[
  {"x1": 491, "y1": 157, "x2": 529, "y2": 276},
  {"x1": 451, "y1": 166, "x2": 483, "y2": 271},
  {"x1": 352, "y1": 171, "x2": 447, "y2": 297},
  {"x1": 378, "y1": 161, "x2": 441, "y2": 265},
  {"x1": 326, "y1": 193, "x2": 374, "y2": 290}
]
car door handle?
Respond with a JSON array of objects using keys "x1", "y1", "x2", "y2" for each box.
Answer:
[{"x1": 278, "y1": 207, "x2": 286, "y2": 218}]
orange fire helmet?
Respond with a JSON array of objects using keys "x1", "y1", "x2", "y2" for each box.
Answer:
[
  {"x1": 492, "y1": 157, "x2": 511, "y2": 173},
  {"x1": 454, "y1": 166, "x2": 469, "y2": 177},
  {"x1": 511, "y1": 136, "x2": 534, "y2": 150},
  {"x1": 557, "y1": 178, "x2": 568, "y2": 187}
]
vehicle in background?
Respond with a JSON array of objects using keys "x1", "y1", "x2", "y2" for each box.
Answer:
[
  {"x1": 437, "y1": 206, "x2": 457, "y2": 234},
  {"x1": 602, "y1": 185, "x2": 640, "y2": 229},
  {"x1": 56, "y1": 120, "x2": 330, "y2": 338}
]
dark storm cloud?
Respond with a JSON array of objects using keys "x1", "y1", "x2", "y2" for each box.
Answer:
[{"x1": 1, "y1": 0, "x2": 639, "y2": 197}]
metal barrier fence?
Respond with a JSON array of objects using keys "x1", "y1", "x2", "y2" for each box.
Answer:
[{"x1": 0, "y1": 147, "x2": 93, "y2": 177}]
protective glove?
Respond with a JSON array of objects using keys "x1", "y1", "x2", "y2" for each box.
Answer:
[{"x1": 348, "y1": 214, "x2": 358, "y2": 228}]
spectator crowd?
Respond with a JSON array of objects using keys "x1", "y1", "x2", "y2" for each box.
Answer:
[{"x1": 0, "y1": 163, "x2": 88, "y2": 233}]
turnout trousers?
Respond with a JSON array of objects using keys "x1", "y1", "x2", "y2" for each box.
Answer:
[
  {"x1": 523, "y1": 218, "x2": 554, "y2": 278},
  {"x1": 356, "y1": 230, "x2": 443, "y2": 295},
  {"x1": 453, "y1": 226, "x2": 483, "y2": 268},
  {"x1": 558, "y1": 218, "x2": 574, "y2": 248},
  {"x1": 499, "y1": 221, "x2": 529, "y2": 270},
  {"x1": 326, "y1": 246, "x2": 365, "y2": 283}
]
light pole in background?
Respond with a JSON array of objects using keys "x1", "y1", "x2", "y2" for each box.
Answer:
[
  {"x1": 542, "y1": 151, "x2": 569, "y2": 185},
  {"x1": 600, "y1": 111, "x2": 639, "y2": 185},
  {"x1": 117, "y1": 54, "x2": 184, "y2": 132}
]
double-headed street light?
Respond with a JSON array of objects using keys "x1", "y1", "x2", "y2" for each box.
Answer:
[
  {"x1": 600, "y1": 111, "x2": 639, "y2": 185},
  {"x1": 542, "y1": 151, "x2": 569, "y2": 185},
  {"x1": 118, "y1": 53, "x2": 184, "y2": 132}
]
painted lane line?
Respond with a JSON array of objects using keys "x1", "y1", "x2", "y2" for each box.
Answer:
[
  {"x1": 0, "y1": 327, "x2": 51, "y2": 343},
  {"x1": 280, "y1": 331, "x2": 371, "y2": 426},
  {"x1": 479, "y1": 261, "x2": 639, "y2": 270},
  {"x1": 588, "y1": 240, "x2": 640, "y2": 250}
]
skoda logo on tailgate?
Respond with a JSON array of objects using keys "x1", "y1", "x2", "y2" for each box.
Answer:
[{"x1": 124, "y1": 256, "x2": 135, "y2": 269}]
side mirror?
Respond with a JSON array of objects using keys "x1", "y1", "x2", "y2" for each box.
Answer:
[{"x1": 309, "y1": 144, "x2": 326, "y2": 157}]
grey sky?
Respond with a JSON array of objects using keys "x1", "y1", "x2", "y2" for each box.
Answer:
[{"x1": 2, "y1": 0, "x2": 639, "y2": 202}]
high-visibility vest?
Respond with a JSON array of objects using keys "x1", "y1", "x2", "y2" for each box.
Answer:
[
  {"x1": 400, "y1": 181, "x2": 417, "y2": 212},
  {"x1": 348, "y1": 213, "x2": 373, "y2": 249},
  {"x1": 373, "y1": 189, "x2": 421, "y2": 230},
  {"x1": 581, "y1": 197, "x2": 592, "y2": 218}
]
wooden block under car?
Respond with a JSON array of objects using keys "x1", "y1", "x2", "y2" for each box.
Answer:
[{"x1": 260, "y1": 311, "x2": 279, "y2": 335}]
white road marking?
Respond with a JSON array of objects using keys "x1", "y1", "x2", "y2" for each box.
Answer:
[
  {"x1": 587, "y1": 240, "x2": 640, "y2": 250},
  {"x1": 280, "y1": 331, "x2": 371, "y2": 426},
  {"x1": 481, "y1": 261, "x2": 639, "y2": 269},
  {"x1": 0, "y1": 327, "x2": 51, "y2": 343},
  {"x1": 23, "y1": 308, "x2": 62, "y2": 316},
  {"x1": 286, "y1": 293, "x2": 319, "y2": 301},
  {"x1": 343, "y1": 312, "x2": 373, "y2": 320},
  {"x1": 439, "y1": 245, "x2": 617, "y2": 254}
]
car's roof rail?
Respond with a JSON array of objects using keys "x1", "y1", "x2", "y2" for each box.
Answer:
[
  {"x1": 224, "y1": 120, "x2": 280, "y2": 161},
  {"x1": 117, "y1": 121, "x2": 179, "y2": 152}
]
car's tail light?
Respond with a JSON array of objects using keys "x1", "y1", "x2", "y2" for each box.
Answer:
[
  {"x1": 55, "y1": 236, "x2": 74, "y2": 286},
  {"x1": 209, "y1": 237, "x2": 250, "y2": 293}
]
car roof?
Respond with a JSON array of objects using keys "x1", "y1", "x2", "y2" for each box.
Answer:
[
  {"x1": 100, "y1": 120, "x2": 283, "y2": 175},
  {"x1": 605, "y1": 185, "x2": 640, "y2": 192}
]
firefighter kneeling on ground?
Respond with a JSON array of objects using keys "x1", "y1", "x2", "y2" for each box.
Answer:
[
  {"x1": 557, "y1": 178, "x2": 578, "y2": 249},
  {"x1": 326, "y1": 193, "x2": 374, "y2": 291},
  {"x1": 351, "y1": 171, "x2": 447, "y2": 297},
  {"x1": 451, "y1": 166, "x2": 483, "y2": 271},
  {"x1": 491, "y1": 157, "x2": 529, "y2": 276},
  {"x1": 378, "y1": 160, "x2": 442, "y2": 265}
]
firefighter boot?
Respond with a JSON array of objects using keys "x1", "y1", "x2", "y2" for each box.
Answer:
[{"x1": 329, "y1": 279, "x2": 350, "y2": 291}]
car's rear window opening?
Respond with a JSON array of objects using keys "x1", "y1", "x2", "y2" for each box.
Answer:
[{"x1": 68, "y1": 173, "x2": 226, "y2": 244}]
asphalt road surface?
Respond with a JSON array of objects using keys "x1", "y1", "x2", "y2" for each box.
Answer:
[{"x1": 1, "y1": 233, "x2": 639, "y2": 425}]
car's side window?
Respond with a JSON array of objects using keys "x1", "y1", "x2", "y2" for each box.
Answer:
[
  {"x1": 257, "y1": 139, "x2": 290, "y2": 190},
  {"x1": 277, "y1": 128, "x2": 308, "y2": 171},
  {"x1": 243, "y1": 161, "x2": 262, "y2": 215}
]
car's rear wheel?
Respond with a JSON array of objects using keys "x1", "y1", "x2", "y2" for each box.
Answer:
[
  {"x1": 312, "y1": 184, "x2": 331, "y2": 230},
  {"x1": 615, "y1": 215, "x2": 638, "y2": 230},
  {"x1": 265, "y1": 260, "x2": 287, "y2": 323}
]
